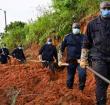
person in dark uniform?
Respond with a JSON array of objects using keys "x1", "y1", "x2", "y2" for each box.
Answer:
[
  {"x1": 80, "y1": 1, "x2": 110, "y2": 105},
  {"x1": 0, "y1": 48, "x2": 8, "y2": 64},
  {"x1": 2, "y1": 44, "x2": 9, "y2": 57},
  {"x1": 39, "y1": 38, "x2": 58, "y2": 80},
  {"x1": 2, "y1": 43, "x2": 10, "y2": 61},
  {"x1": 60, "y1": 22, "x2": 86, "y2": 91},
  {"x1": 11, "y1": 44, "x2": 26, "y2": 63}
]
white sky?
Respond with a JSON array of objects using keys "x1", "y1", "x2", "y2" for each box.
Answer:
[{"x1": 0, "y1": 0, "x2": 52, "y2": 32}]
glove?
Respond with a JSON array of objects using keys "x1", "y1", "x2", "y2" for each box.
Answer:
[
  {"x1": 58, "y1": 61, "x2": 62, "y2": 67},
  {"x1": 80, "y1": 59, "x2": 89, "y2": 68},
  {"x1": 80, "y1": 48, "x2": 89, "y2": 69}
]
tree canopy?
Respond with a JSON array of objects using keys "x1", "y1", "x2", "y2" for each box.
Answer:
[{"x1": 2, "y1": 0, "x2": 110, "y2": 48}]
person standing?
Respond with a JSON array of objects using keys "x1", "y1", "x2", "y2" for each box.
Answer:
[
  {"x1": 2, "y1": 43, "x2": 9, "y2": 57},
  {"x1": 39, "y1": 38, "x2": 58, "y2": 80},
  {"x1": 0, "y1": 48, "x2": 8, "y2": 64},
  {"x1": 60, "y1": 22, "x2": 86, "y2": 91},
  {"x1": 80, "y1": 1, "x2": 110, "y2": 105}
]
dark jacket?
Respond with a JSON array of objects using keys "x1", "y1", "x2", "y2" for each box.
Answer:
[
  {"x1": 0, "y1": 54, "x2": 8, "y2": 64},
  {"x1": 83, "y1": 15, "x2": 110, "y2": 60},
  {"x1": 61, "y1": 33, "x2": 84, "y2": 61},
  {"x1": 39, "y1": 44, "x2": 58, "y2": 62},
  {"x1": 2, "y1": 48, "x2": 9, "y2": 56},
  {"x1": 12, "y1": 48, "x2": 26, "y2": 61}
]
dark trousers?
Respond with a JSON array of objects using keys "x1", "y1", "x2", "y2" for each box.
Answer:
[
  {"x1": 42, "y1": 61, "x2": 57, "y2": 72},
  {"x1": 66, "y1": 62, "x2": 86, "y2": 90},
  {"x1": 92, "y1": 60, "x2": 110, "y2": 105},
  {"x1": 42, "y1": 61, "x2": 57, "y2": 80}
]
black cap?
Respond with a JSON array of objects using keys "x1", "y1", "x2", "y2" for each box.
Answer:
[
  {"x1": 100, "y1": 1, "x2": 110, "y2": 9},
  {"x1": 72, "y1": 23, "x2": 80, "y2": 28}
]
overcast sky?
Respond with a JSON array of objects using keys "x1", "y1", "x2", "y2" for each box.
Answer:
[{"x1": 0, "y1": 0, "x2": 52, "y2": 32}]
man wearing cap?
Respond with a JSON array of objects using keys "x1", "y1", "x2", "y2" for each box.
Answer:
[
  {"x1": 39, "y1": 38, "x2": 58, "y2": 80},
  {"x1": 80, "y1": 1, "x2": 110, "y2": 105},
  {"x1": 60, "y1": 22, "x2": 86, "y2": 91}
]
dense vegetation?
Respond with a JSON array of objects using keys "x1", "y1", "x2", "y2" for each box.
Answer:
[{"x1": 1, "y1": 0, "x2": 107, "y2": 48}]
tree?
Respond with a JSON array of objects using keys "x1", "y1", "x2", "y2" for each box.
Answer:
[{"x1": 6, "y1": 21, "x2": 26, "y2": 31}]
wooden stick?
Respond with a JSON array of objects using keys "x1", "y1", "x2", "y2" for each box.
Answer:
[
  {"x1": 86, "y1": 66, "x2": 110, "y2": 84},
  {"x1": 27, "y1": 60, "x2": 47, "y2": 63},
  {"x1": 59, "y1": 60, "x2": 110, "y2": 84},
  {"x1": 58, "y1": 62, "x2": 69, "y2": 66}
]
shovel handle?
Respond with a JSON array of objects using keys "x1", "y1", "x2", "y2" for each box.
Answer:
[{"x1": 86, "y1": 66, "x2": 110, "y2": 84}]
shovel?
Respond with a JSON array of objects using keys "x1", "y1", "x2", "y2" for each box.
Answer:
[{"x1": 58, "y1": 61, "x2": 110, "y2": 84}]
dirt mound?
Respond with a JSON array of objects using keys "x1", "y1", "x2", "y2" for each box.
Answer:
[
  {"x1": 0, "y1": 44, "x2": 96, "y2": 105},
  {"x1": 25, "y1": 43, "x2": 40, "y2": 60},
  {"x1": 0, "y1": 44, "x2": 109, "y2": 105},
  {"x1": 0, "y1": 61, "x2": 96, "y2": 105}
]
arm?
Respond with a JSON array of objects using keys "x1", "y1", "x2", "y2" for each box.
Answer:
[
  {"x1": 39, "y1": 45, "x2": 45, "y2": 55},
  {"x1": 38, "y1": 45, "x2": 45, "y2": 61},
  {"x1": 80, "y1": 22, "x2": 93, "y2": 68},
  {"x1": 82, "y1": 22, "x2": 93, "y2": 49},
  {"x1": 60, "y1": 37, "x2": 67, "y2": 53},
  {"x1": 58, "y1": 37, "x2": 67, "y2": 65}
]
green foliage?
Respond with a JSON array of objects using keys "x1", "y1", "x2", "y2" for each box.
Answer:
[
  {"x1": 2, "y1": 0, "x2": 109, "y2": 48},
  {"x1": 2, "y1": 21, "x2": 26, "y2": 49},
  {"x1": 6, "y1": 21, "x2": 26, "y2": 31}
]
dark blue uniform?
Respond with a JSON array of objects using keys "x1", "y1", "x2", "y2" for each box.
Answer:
[
  {"x1": 0, "y1": 54, "x2": 8, "y2": 64},
  {"x1": 39, "y1": 44, "x2": 58, "y2": 62},
  {"x1": 83, "y1": 15, "x2": 110, "y2": 105},
  {"x1": 39, "y1": 43, "x2": 58, "y2": 71},
  {"x1": 2, "y1": 47, "x2": 9, "y2": 59},
  {"x1": 12, "y1": 48, "x2": 26, "y2": 62},
  {"x1": 2, "y1": 48, "x2": 9, "y2": 56},
  {"x1": 61, "y1": 33, "x2": 86, "y2": 90},
  {"x1": 0, "y1": 49, "x2": 8, "y2": 64}
]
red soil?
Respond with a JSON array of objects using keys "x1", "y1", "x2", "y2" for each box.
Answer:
[{"x1": 0, "y1": 44, "x2": 109, "y2": 105}]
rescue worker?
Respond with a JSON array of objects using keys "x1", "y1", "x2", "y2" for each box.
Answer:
[
  {"x1": 0, "y1": 48, "x2": 8, "y2": 64},
  {"x1": 60, "y1": 22, "x2": 86, "y2": 90},
  {"x1": 39, "y1": 38, "x2": 58, "y2": 80},
  {"x1": 80, "y1": 1, "x2": 110, "y2": 105},
  {"x1": 2, "y1": 43, "x2": 9, "y2": 57},
  {"x1": 11, "y1": 44, "x2": 26, "y2": 63},
  {"x1": 1, "y1": 44, "x2": 10, "y2": 62}
]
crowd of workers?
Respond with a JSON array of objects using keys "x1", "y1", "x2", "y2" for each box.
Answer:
[
  {"x1": 0, "y1": 44, "x2": 26, "y2": 64},
  {"x1": 1, "y1": 1, "x2": 110, "y2": 105},
  {"x1": 39, "y1": 1, "x2": 110, "y2": 105}
]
